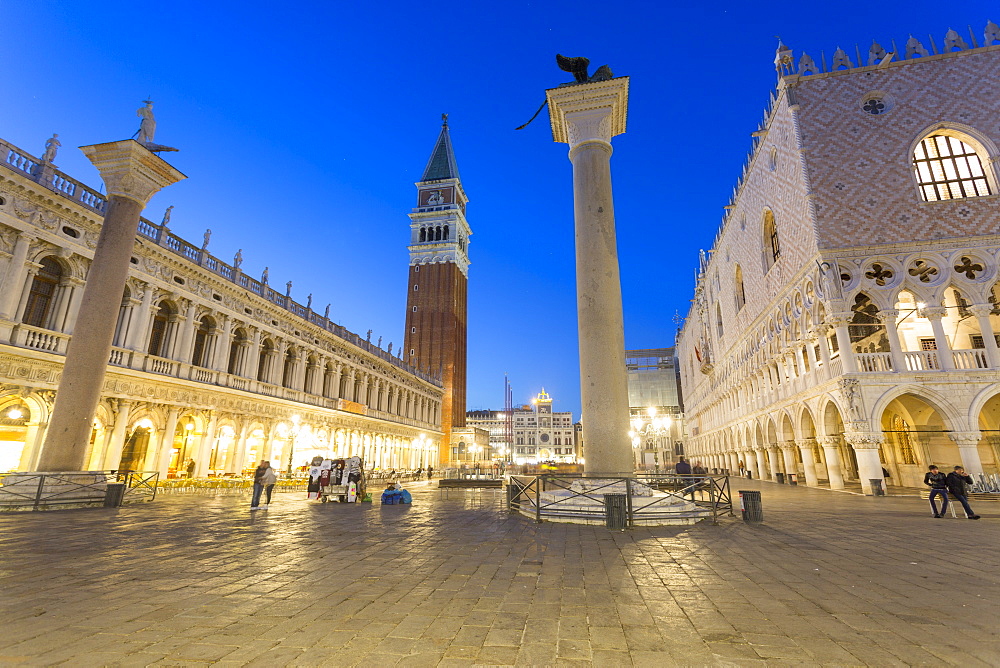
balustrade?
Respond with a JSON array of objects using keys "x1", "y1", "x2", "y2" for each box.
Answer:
[
  {"x1": 904, "y1": 350, "x2": 939, "y2": 371},
  {"x1": 13, "y1": 324, "x2": 66, "y2": 353},
  {"x1": 145, "y1": 355, "x2": 178, "y2": 376},
  {"x1": 952, "y1": 349, "x2": 989, "y2": 370},
  {"x1": 856, "y1": 352, "x2": 893, "y2": 372}
]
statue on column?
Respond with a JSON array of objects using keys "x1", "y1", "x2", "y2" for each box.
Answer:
[
  {"x1": 161, "y1": 205, "x2": 174, "y2": 226},
  {"x1": 202, "y1": 229, "x2": 212, "y2": 250},
  {"x1": 262, "y1": 267, "x2": 269, "y2": 284},
  {"x1": 285, "y1": 281, "x2": 293, "y2": 297},
  {"x1": 306, "y1": 293, "x2": 313, "y2": 309},
  {"x1": 324, "y1": 304, "x2": 330, "y2": 319},
  {"x1": 42, "y1": 134, "x2": 61, "y2": 164},
  {"x1": 233, "y1": 249, "x2": 243, "y2": 270},
  {"x1": 134, "y1": 99, "x2": 178, "y2": 152},
  {"x1": 136, "y1": 99, "x2": 157, "y2": 145}
]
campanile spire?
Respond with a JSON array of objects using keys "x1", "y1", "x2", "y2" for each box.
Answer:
[{"x1": 404, "y1": 117, "x2": 472, "y2": 466}]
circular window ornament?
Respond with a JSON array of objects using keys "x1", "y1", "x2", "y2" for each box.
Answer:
[
  {"x1": 860, "y1": 91, "x2": 894, "y2": 115},
  {"x1": 540, "y1": 433, "x2": 550, "y2": 443}
]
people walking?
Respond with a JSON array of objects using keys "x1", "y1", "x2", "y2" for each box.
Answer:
[
  {"x1": 675, "y1": 457, "x2": 692, "y2": 475},
  {"x1": 427, "y1": 465, "x2": 434, "y2": 479},
  {"x1": 946, "y1": 466, "x2": 980, "y2": 519},
  {"x1": 924, "y1": 465, "x2": 949, "y2": 518},
  {"x1": 260, "y1": 460, "x2": 278, "y2": 509}
]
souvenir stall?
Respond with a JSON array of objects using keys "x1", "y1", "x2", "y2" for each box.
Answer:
[{"x1": 307, "y1": 456, "x2": 366, "y2": 503}]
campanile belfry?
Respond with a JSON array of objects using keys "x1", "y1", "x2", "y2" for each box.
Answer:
[{"x1": 403, "y1": 116, "x2": 471, "y2": 466}]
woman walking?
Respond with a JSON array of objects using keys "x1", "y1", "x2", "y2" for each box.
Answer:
[{"x1": 251, "y1": 460, "x2": 277, "y2": 511}]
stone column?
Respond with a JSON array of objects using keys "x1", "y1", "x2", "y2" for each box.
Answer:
[
  {"x1": 780, "y1": 443, "x2": 798, "y2": 482},
  {"x1": 816, "y1": 437, "x2": 845, "y2": 488},
  {"x1": 948, "y1": 431, "x2": 984, "y2": 476},
  {"x1": 195, "y1": 413, "x2": 218, "y2": 476},
  {"x1": 970, "y1": 305, "x2": 1000, "y2": 368},
  {"x1": 0, "y1": 231, "x2": 36, "y2": 320},
  {"x1": 547, "y1": 74, "x2": 632, "y2": 474},
  {"x1": 844, "y1": 432, "x2": 885, "y2": 495},
  {"x1": 13, "y1": 264, "x2": 40, "y2": 323},
  {"x1": 125, "y1": 283, "x2": 154, "y2": 351},
  {"x1": 877, "y1": 309, "x2": 906, "y2": 372},
  {"x1": 922, "y1": 307, "x2": 954, "y2": 370},
  {"x1": 231, "y1": 422, "x2": 250, "y2": 474},
  {"x1": 829, "y1": 315, "x2": 857, "y2": 373},
  {"x1": 37, "y1": 140, "x2": 184, "y2": 471},
  {"x1": 816, "y1": 326, "x2": 833, "y2": 369},
  {"x1": 766, "y1": 446, "x2": 781, "y2": 481},
  {"x1": 155, "y1": 407, "x2": 180, "y2": 476},
  {"x1": 754, "y1": 447, "x2": 767, "y2": 480},
  {"x1": 101, "y1": 399, "x2": 134, "y2": 470},
  {"x1": 796, "y1": 440, "x2": 819, "y2": 486},
  {"x1": 59, "y1": 277, "x2": 88, "y2": 335},
  {"x1": 213, "y1": 315, "x2": 232, "y2": 372}
]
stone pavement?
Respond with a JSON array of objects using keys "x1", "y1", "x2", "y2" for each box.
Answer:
[{"x1": 0, "y1": 478, "x2": 998, "y2": 667}]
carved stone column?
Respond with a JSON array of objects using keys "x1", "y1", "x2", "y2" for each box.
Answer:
[
  {"x1": 754, "y1": 446, "x2": 768, "y2": 480},
  {"x1": 969, "y1": 305, "x2": 1000, "y2": 368},
  {"x1": 796, "y1": 439, "x2": 819, "y2": 486},
  {"x1": 843, "y1": 431, "x2": 885, "y2": 495},
  {"x1": 766, "y1": 445, "x2": 781, "y2": 481},
  {"x1": 101, "y1": 399, "x2": 134, "y2": 470},
  {"x1": 816, "y1": 436, "x2": 845, "y2": 489},
  {"x1": 948, "y1": 431, "x2": 984, "y2": 475},
  {"x1": 125, "y1": 283, "x2": 155, "y2": 351},
  {"x1": 0, "y1": 231, "x2": 36, "y2": 321},
  {"x1": 828, "y1": 314, "x2": 857, "y2": 373},
  {"x1": 877, "y1": 309, "x2": 906, "y2": 372},
  {"x1": 922, "y1": 307, "x2": 954, "y2": 370},
  {"x1": 780, "y1": 442, "x2": 799, "y2": 482},
  {"x1": 547, "y1": 75, "x2": 632, "y2": 474},
  {"x1": 155, "y1": 407, "x2": 180, "y2": 476},
  {"x1": 38, "y1": 140, "x2": 184, "y2": 471}
]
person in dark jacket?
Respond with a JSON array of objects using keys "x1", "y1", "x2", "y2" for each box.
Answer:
[
  {"x1": 675, "y1": 457, "x2": 692, "y2": 475},
  {"x1": 924, "y1": 465, "x2": 949, "y2": 517},
  {"x1": 946, "y1": 466, "x2": 980, "y2": 519}
]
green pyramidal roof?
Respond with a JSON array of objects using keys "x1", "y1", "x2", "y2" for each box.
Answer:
[{"x1": 421, "y1": 122, "x2": 461, "y2": 182}]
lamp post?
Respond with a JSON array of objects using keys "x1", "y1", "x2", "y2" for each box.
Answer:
[
  {"x1": 287, "y1": 415, "x2": 301, "y2": 476},
  {"x1": 628, "y1": 407, "x2": 673, "y2": 472}
]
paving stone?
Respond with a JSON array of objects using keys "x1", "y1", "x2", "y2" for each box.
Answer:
[{"x1": 0, "y1": 479, "x2": 998, "y2": 666}]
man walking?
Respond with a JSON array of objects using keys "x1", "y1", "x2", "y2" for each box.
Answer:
[
  {"x1": 924, "y1": 465, "x2": 949, "y2": 518},
  {"x1": 675, "y1": 457, "x2": 691, "y2": 475},
  {"x1": 946, "y1": 466, "x2": 981, "y2": 519}
]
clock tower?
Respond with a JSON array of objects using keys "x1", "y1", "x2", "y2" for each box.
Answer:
[{"x1": 404, "y1": 116, "x2": 471, "y2": 466}]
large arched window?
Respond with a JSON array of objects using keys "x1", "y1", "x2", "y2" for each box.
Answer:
[
  {"x1": 23, "y1": 257, "x2": 63, "y2": 328},
  {"x1": 913, "y1": 134, "x2": 992, "y2": 201},
  {"x1": 282, "y1": 348, "x2": 297, "y2": 388},
  {"x1": 734, "y1": 265, "x2": 746, "y2": 312},
  {"x1": 257, "y1": 339, "x2": 274, "y2": 382},
  {"x1": 147, "y1": 302, "x2": 175, "y2": 357},
  {"x1": 228, "y1": 328, "x2": 248, "y2": 375},
  {"x1": 762, "y1": 210, "x2": 780, "y2": 273}
]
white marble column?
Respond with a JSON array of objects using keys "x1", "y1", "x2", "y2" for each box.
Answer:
[
  {"x1": 0, "y1": 231, "x2": 36, "y2": 320},
  {"x1": 547, "y1": 73, "x2": 632, "y2": 474},
  {"x1": 877, "y1": 309, "x2": 906, "y2": 372},
  {"x1": 38, "y1": 140, "x2": 184, "y2": 471},
  {"x1": 844, "y1": 432, "x2": 885, "y2": 495},
  {"x1": 155, "y1": 407, "x2": 180, "y2": 476},
  {"x1": 949, "y1": 431, "x2": 984, "y2": 475},
  {"x1": 796, "y1": 440, "x2": 819, "y2": 486},
  {"x1": 829, "y1": 315, "x2": 857, "y2": 373},
  {"x1": 780, "y1": 443, "x2": 799, "y2": 482},
  {"x1": 923, "y1": 307, "x2": 954, "y2": 370},
  {"x1": 970, "y1": 305, "x2": 1000, "y2": 368},
  {"x1": 101, "y1": 399, "x2": 134, "y2": 470},
  {"x1": 125, "y1": 283, "x2": 155, "y2": 351}
]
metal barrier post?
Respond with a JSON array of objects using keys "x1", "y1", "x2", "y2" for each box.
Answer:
[
  {"x1": 104, "y1": 483, "x2": 127, "y2": 507},
  {"x1": 535, "y1": 476, "x2": 542, "y2": 523},
  {"x1": 625, "y1": 478, "x2": 633, "y2": 527},
  {"x1": 739, "y1": 490, "x2": 763, "y2": 523},
  {"x1": 870, "y1": 479, "x2": 886, "y2": 496}
]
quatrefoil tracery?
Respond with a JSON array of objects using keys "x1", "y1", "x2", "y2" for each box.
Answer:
[
  {"x1": 954, "y1": 256, "x2": 984, "y2": 280},
  {"x1": 864, "y1": 263, "x2": 894, "y2": 286},
  {"x1": 908, "y1": 260, "x2": 939, "y2": 283}
]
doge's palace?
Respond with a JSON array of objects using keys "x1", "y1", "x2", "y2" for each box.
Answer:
[
  {"x1": 678, "y1": 25, "x2": 1000, "y2": 494},
  {"x1": 0, "y1": 135, "x2": 443, "y2": 477}
]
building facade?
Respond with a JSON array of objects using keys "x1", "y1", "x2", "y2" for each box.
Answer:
[
  {"x1": 677, "y1": 27, "x2": 1000, "y2": 494},
  {"x1": 0, "y1": 135, "x2": 444, "y2": 476},
  {"x1": 403, "y1": 118, "x2": 471, "y2": 468},
  {"x1": 509, "y1": 390, "x2": 577, "y2": 465},
  {"x1": 626, "y1": 348, "x2": 686, "y2": 471}
]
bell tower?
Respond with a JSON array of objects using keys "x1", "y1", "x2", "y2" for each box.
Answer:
[{"x1": 403, "y1": 115, "x2": 471, "y2": 467}]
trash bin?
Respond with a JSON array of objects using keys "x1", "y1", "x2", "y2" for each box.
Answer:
[
  {"x1": 604, "y1": 493, "x2": 627, "y2": 530},
  {"x1": 775, "y1": 472, "x2": 785, "y2": 484},
  {"x1": 746, "y1": 470, "x2": 752, "y2": 479},
  {"x1": 104, "y1": 483, "x2": 126, "y2": 508},
  {"x1": 788, "y1": 473, "x2": 797, "y2": 486},
  {"x1": 870, "y1": 479, "x2": 886, "y2": 496},
  {"x1": 739, "y1": 490, "x2": 763, "y2": 523}
]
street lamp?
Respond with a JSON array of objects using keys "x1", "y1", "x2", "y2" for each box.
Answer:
[
  {"x1": 287, "y1": 414, "x2": 301, "y2": 475},
  {"x1": 628, "y1": 408, "x2": 674, "y2": 472}
]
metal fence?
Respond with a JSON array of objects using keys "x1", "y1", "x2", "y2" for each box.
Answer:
[
  {"x1": 507, "y1": 473, "x2": 732, "y2": 526},
  {"x1": 0, "y1": 471, "x2": 159, "y2": 511}
]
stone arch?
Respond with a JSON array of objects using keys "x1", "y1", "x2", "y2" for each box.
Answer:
[{"x1": 869, "y1": 384, "x2": 966, "y2": 431}]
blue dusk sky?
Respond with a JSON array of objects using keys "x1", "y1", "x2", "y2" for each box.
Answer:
[{"x1": 3, "y1": 1, "x2": 996, "y2": 418}]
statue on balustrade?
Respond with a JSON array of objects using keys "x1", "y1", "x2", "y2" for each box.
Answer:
[
  {"x1": 202, "y1": 229, "x2": 211, "y2": 249},
  {"x1": 233, "y1": 248, "x2": 243, "y2": 270},
  {"x1": 42, "y1": 134, "x2": 61, "y2": 164},
  {"x1": 262, "y1": 267, "x2": 269, "y2": 284},
  {"x1": 161, "y1": 205, "x2": 173, "y2": 226}
]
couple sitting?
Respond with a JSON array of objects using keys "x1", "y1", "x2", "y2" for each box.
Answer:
[{"x1": 381, "y1": 482, "x2": 412, "y2": 505}]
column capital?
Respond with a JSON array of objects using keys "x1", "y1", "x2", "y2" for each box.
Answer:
[
  {"x1": 546, "y1": 77, "x2": 629, "y2": 147},
  {"x1": 827, "y1": 313, "x2": 853, "y2": 327},
  {"x1": 876, "y1": 309, "x2": 899, "y2": 322},
  {"x1": 947, "y1": 431, "x2": 982, "y2": 447},
  {"x1": 779, "y1": 442, "x2": 798, "y2": 451},
  {"x1": 795, "y1": 439, "x2": 815, "y2": 449},
  {"x1": 79, "y1": 139, "x2": 186, "y2": 206},
  {"x1": 816, "y1": 436, "x2": 839, "y2": 447},
  {"x1": 843, "y1": 431, "x2": 883, "y2": 449},
  {"x1": 921, "y1": 306, "x2": 947, "y2": 320},
  {"x1": 969, "y1": 304, "x2": 994, "y2": 318}
]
